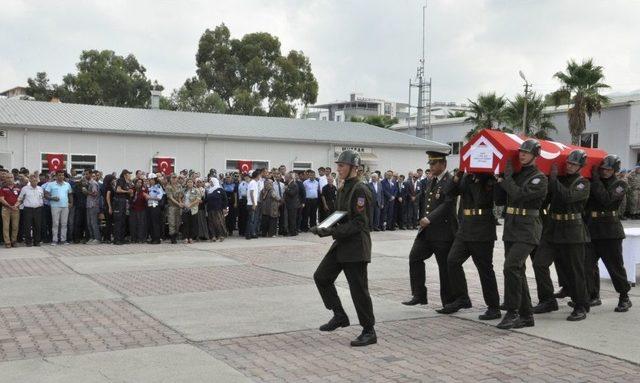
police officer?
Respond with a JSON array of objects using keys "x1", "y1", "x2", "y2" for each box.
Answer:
[
  {"x1": 311, "y1": 150, "x2": 376, "y2": 347},
  {"x1": 496, "y1": 139, "x2": 548, "y2": 329},
  {"x1": 584, "y1": 155, "x2": 633, "y2": 312},
  {"x1": 402, "y1": 150, "x2": 458, "y2": 308},
  {"x1": 437, "y1": 170, "x2": 501, "y2": 320},
  {"x1": 532, "y1": 149, "x2": 590, "y2": 321}
]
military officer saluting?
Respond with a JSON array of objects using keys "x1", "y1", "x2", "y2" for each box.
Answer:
[
  {"x1": 584, "y1": 155, "x2": 633, "y2": 312},
  {"x1": 402, "y1": 150, "x2": 458, "y2": 309},
  {"x1": 437, "y1": 170, "x2": 501, "y2": 320},
  {"x1": 496, "y1": 139, "x2": 548, "y2": 329},
  {"x1": 532, "y1": 149, "x2": 591, "y2": 321},
  {"x1": 311, "y1": 150, "x2": 377, "y2": 347}
]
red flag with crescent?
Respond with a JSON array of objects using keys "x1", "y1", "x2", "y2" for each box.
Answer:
[
  {"x1": 237, "y1": 160, "x2": 253, "y2": 175},
  {"x1": 47, "y1": 154, "x2": 65, "y2": 172},
  {"x1": 156, "y1": 157, "x2": 174, "y2": 175}
]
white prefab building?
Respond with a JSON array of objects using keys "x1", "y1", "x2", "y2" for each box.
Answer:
[
  {"x1": 393, "y1": 94, "x2": 640, "y2": 170},
  {"x1": 0, "y1": 99, "x2": 450, "y2": 175}
]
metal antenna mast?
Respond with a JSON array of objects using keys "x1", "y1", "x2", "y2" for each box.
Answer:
[{"x1": 408, "y1": 1, "x2": 432, "y2": 140}]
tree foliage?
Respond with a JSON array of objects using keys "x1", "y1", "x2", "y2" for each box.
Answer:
[
  {"x1": 464, "y1": 93, "x2": 507, "y2": 139},
  {"x1": 550, "y1": 58, "x2": 609, "y2": 144},
  {"x1": 162, "y1": 77, "x2": 226, "y2": 113},
  {"x1": 503, "y1": 93, "x2": 557, "y2": 139},
  {"x1": 447, "y1": 110, "x2": 467, "y2": 118},
  {"x1": 350, "y1": 115, "x2": 399, "y2": 129},
  {"x1": 26, "y1": 72, "x2": 56, "y2": 101},
  {"x1": 192, "y1": 24, "x2": 318, "y2": 117}
]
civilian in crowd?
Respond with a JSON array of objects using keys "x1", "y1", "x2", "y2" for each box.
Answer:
[
  {"x1": 103, "y1": 174, "x2": 116, "y2": 243},
  {"x1": 318, "y1": 167, "x2": 328, "y2": 221},
  {"x1": 260, "y1": 178, "x2": 280, "y2": 237},
  {"x1": 302, "y1": 169, "x2": 319, "y2": 231},
  {"x1": 396, "y1": 174, "x2": 405, "y2": 230},
  {"x1": 72, "y1": 173, "x2": 90, "y2": 243},
  {"x1": 223, "y1": 174, "x2": 237, "y2": 236},
  {"x1": 237, "y1": 173, "x2": 249, "y2": 236},
  {"x1": 271, "y1": 171, "x2": 286, "y2": 235},
  {"x1": 86, "y1": 171, "x2": 101, "y2": 244},
  {"x1": 146, "y1": 173, "x2": 164, "y2": 244},
  {"x1": 18, "y1": 174, "x2": 43, "y2": 247},
  {"x1": 66, "y1": 174, "x2": 76, "y2": 242},
  {"x1": 402, "y1": 172, "x2": 417, "y2": 230},
  {"x1": 245, "y1": 170, "x2": 261, "y2": 240},
  {"x1": 284, "y1": 172, "x2": 299, "y2": 236},
  {"x1": 321, "y1": 175, "x2": 337, "y2": 219},
  {"x1": 195, "y1": 179, "x2": 209, "y2": 240},
  {"x1": 381, "y1": 170, "x2": 398, "y2": 231},
  {"x1": 44, "y1": 170, "x2": 73, "y2": 246},
  {"x1": 129, "y1": 178, "x2": 148, "y2": 243},
  {"x1": 113, "y1": 170, "x2": 133, "y2": 245},
  {"x1": 181, "y1": 179, "x2": 200, "y2": 244},
  {"x1": 296, "y1": 171, "x2": 306, "y2": 232},
  {"x1": 205, "y1": 177, "x2": 228, "y2": 242},
  {"x1": 368, "y1": 173, "x2": 384, "y2": 231},
  {"x1": 166, "y1": 174, "x2": 184, "y2": 244},
  {"x1": 38, "y1": 173, "x2": 53, "y2": 243},
  {"x1": 16, "y1": 174, "x2": 28, "y2": 243},
  {"x1": 1, "y1": 174, "x2": 22, "y2": 247}
]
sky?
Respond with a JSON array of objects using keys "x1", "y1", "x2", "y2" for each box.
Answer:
[{"x1": 1, "y1": 0, "x2": 639, "y2": 105}]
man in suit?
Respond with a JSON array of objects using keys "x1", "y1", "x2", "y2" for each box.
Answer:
[
  {"x1": 402, "y1": 172, "x2": 417, "y2": 229},
  {"x1": 296, "y1": 171, "x2": 306, "y2": 232},
  {"x1": 283, "y1": 172, "x2": 300, "y2": 236},
  {"x1": 381, "y1": 170, "x2": 398, "y2": 231},
  {"x1": 402, "y1": 150, "x2": 458, "y2": 308},
  {"x1": 368, "y1": 173, "x2": 384, "y2": 231},
  {"x1": 396, "y1": 174, "x2": 405, "y2": 229}
]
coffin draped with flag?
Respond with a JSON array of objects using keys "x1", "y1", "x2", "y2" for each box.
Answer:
[{"x1": 459, "y1": 129, "x2": 607, "y2": 178}]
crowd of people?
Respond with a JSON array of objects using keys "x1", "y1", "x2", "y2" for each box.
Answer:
[{"x1": 0, "y1": 164, "x2": 432, "y2": 248}]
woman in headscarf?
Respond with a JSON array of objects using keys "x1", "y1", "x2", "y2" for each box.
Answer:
[
  {"x1": 181, "y1": 179, "x2": 201, "y2": 244},
  {"x1": 205, "y1": 177, "x2": 228, "y2": 241}
]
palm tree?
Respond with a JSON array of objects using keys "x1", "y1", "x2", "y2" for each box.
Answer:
[
  {"x1": 504, "y1": 93, "x2": 557, "y2": 139},
  {"x1": 447, "y1": 110, "x2": 467, "y2": 118},
  {"x1": 464, "y1": 93, "x2": 507, "y2": 139},
  {"x1": 350, "y1": 115, "x2": 398, "y2": 129},
  {"x1": 550, "y1": 58, "x2": 610, "y2": 144}
]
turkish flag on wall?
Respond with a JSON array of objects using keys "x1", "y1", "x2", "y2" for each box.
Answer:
[
  {"x1": 47, "y1": 154, "x2": 65, "y2": 172},
  {"x1": 237, "y1": 160, "x2": 253, "y2": 174},
  {"x1": 156, "y1": 157, "x2": 174, "y2": 175}
]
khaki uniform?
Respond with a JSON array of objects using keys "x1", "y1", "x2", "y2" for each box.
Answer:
[
  {"x1": 625, "y1": 170, "x2": 640, "y2": 215},
  {"x1": 165, "y1": 184, "x2": 184, "y2": 235}
]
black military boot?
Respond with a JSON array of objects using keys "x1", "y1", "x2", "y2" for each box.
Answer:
[
  {"x1": 496, "y1": 311, "x2": 519, "y2": 330},
  {"x1": 532, "y1": 299, "x2": 559, "y2": 314},
  {"x1": 478, "y1": 307, "x2": 502, "y2": 321},
  {"x1": 436, "y1": 298, "x2": 472, "y2": 314},
  {"x1": 553, "y1": 288, "x2": 569, "y2": 299},
  {"x1": 319, "y1": 310, "x2": 350, "y2": 331},
  {"x1": 567, "y1": 308, "x2": 587, "y2": 321},
  {"x1": 615, "y1": 296, "x2": 632, "y2": 312},
  {"x1": 513, "y1": 314, "x2": 535, "y2": 328},
  {"x1": 402, "y1": 295, "x2": 428, "y2": 306},
  {"x1": 350, "y1": 327, "x2": 377, "y2": 347},
  {"x1": 568, "y1": 297, "x2": 601, "y2": 308}
]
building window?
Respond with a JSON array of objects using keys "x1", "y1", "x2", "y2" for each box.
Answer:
[
  {"x1": 40, "y1": 153, "x2": 68, "y2": 175},
  {"x1": 292, "y1": 161, "x2": 312, "y2": 171},
  {"x1": 448, "y1": 141, "x2": 463, "y2": 155},
  {"x1": 580, "y1": 133, "x2": 599, "y2": 148},
  {"x1": 225, "y1": 160, "x2": 269, "y2": 173},
  {"x1": 70, "y1": 154, "x2": 97, "y2": 175}
]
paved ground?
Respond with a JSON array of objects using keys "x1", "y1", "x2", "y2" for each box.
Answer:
[{"x1": 0, "y1": 227, "x2": 639, "y2": 382}]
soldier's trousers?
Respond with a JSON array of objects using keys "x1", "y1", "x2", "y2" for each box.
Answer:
[
  {"x1": 531, "y1": 239, "x2": 570, "y2": 302},
  {"x1": 167, "y1": 206, "x2": 181, "y2": 236},
  {"x1": 586, "y1": 239, "x2": 630, "y2": 298},
  {"x1": 447, "y1": 239, "x2": 500, "y2": 309},
  {"x1": 408, "y1": 238, "x2": 453, "y2": 305},
  {"x1": 533, "y1": 242, "x2": 588, "y2": 309},
  {"x1": 313, "y1": 251, "x2": 375, "y2": 329},
  {"x1": 503, "y1": 241, "x2": 534, "y2": 315}
]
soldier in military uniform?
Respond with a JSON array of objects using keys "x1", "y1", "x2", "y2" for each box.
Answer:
[
  {"x1": 437, "y1": 170, "x2": 501, "y2": 320},
  {"x1": 165, "y1": 175, "x2": 184, "y2": 244},
  {"x1": 626, "y1": 166, "x2": 640, "y2": 218},
  {"x1": 496, "y1": 139, "x2": 548, "y2": 329},
  {"x1": 311, "y1": 150, "x2": 377, "y2": 347},
  {"x1": 531, "y1": 150, "x2": 590, "y2": 321},
  {"x1": 402, "y1": 150, "x2": 458, "y2": 308},
  {"x1": 584, "y1": 155, "x2": 633, "y2": 312}
]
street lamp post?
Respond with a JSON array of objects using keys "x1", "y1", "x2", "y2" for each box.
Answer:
[{"x1": 519, "y1": 70, "x2": 530, "y2": 135}]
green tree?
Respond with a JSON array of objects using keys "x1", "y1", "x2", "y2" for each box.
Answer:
[
  {"x1": 55, "y1": 50, "x2": 161, "y2": 108},
  {"x1": 464, "y1": 93, "x2": 506, "y2": 139},
  {"x1": 504, "y1": 93, "x2": 557, "y2": 139},
  {"x1": 26, "y1": 72, "x2": 56, "y2": 101},
  {"x1": 550, "y1": 58, "x2": 610, "y2": 144},
  {"x1": 447, "y1": 110, "x2": 466, "y2": 118},
  {"x1": 194, "y1": 24, "x2": 318, "y2": 117},
  {"x1": 163, "y1": 77, "x2": 227, "y2": 113},
  {"x1": 350, "y1": 115, "x2": 399, "y2": 129}
]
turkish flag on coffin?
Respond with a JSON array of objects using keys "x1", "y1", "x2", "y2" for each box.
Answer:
[
  {"x1": 46, "y1": 154, "x2": 65, "y2": 172},
  {"x1": 237, "y1": 160, "x2": 253, "y2": 175},
  {"x1": 155, "y1": 157, "x2": 174, "y2": 175},
  {"x1": 459, "y1": 129, "x2": 608, "y2": 178}
]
